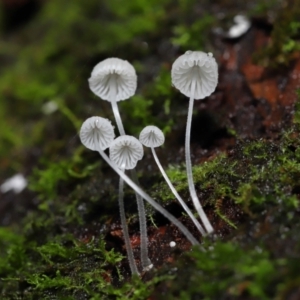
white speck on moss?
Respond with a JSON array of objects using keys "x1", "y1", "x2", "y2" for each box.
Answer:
[
  {"x1": 228, "y1": 15, "x2": 251, "y2": 38},
  {"x1": 42, "y1": 101, "x2": 58, "y2": 115},
  {"x1": 0, "y1": 174, "x2": 27, "y2": 194}
]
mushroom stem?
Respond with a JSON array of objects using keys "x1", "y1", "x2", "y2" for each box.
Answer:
[
  {"x1": 98, "y1": 149, "x2": 199, "y2": 246},
  {"x1": 109, "y1": 79, "x2": 126, "y2": 136},
  {"x1": 185, "y1": 79, "x2": 214, "y2": 234},
  {"x1": 130, "y1": 170, "x2": 152, "y2": 271},
  {"x1": 151, "y1": 147, "x2": 206, "y2": 236},
  {"x1": 118, "y1": 167, "x2": 139, "y2": 275},
  {"x1": 108, "y1": 86, "x2": 152, "y2": 270}
]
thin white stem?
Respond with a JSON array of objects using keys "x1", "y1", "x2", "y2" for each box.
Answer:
[
  {"x1": 185, "y1": 79, "x2": 214, "y2": 234},
  {"x1": 109, "y1": 85, "x2": 152, "y2": 270},
  {"x1": 130, "y1": 170, "x2": 152, "y2": 271},
  {"x1": 109, "y1": 80, "x2": 126, "y2": 136},
  {"x1": 118, "y1": 168, "x2": 139, "y2": 275},
  {"x1": 151, "y1": 147, "x2": 206, "y2": 236},
  {"x1": 98, "y1": 149, "x2": 199, "y2": 246}
]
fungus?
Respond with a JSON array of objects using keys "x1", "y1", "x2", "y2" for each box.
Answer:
[
  {"x1": 88, "y1": 57, "x2": 137, "y2": 136},
  {"x1": 110, "y1": 137, "x2": 152, "y2": 270},
  {"x1": 79, "y1": 116, "x2": 115, "y2": 151},
  {"x1": 171, "y1": 51, "x2": 218, "y2": 234},
  {"x1": 117, "y1": 171, "x2": 139, "y2": 275},
  {"x1": 88, "y1": 58, "x2": 152, "y2": 271},
  {"x1": 139, "y1": 125, "x2": 205, "y2": 236},
  {"x1": 139, "y1": 125, "x2": 165, "y2": 148},
  {"x1": 109, "y1": 136, "x2": 145, "y2": 275},
  {"x1": 80, "y1": 117, "x2": 199, "y2": 273},
  {"x1": 80, "y1": 117, "x2": 140, "y2": 275},
  {"x1": 109, "y1": 135, "x2": 144, "y2": 170}
]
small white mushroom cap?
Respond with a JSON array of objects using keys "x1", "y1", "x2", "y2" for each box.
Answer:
[
  {"x1": 171, "y1": 51, "x2": 218, "y2": 100},
  {"x1": 139, "y1": 125, "x2": 165, "y2": 148},
  {"x1": 109, "y1": 135, "x2": 144, "y2": 170},
  {"x1": 88, "y1": 58, "x2": 137, "y2": 102},
  {"x1": 80, "y1": 116, "x2": 115, "y2": 151}
]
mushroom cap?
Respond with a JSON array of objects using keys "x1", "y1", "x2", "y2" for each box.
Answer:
[
  {"x1": 88, "y1": 58, "x2": 137, "y2": 102},
  {"x1": 109, "y1": 135, "x2": 144, "y2": 170},
  {"x1": 171, "y1": 51, "x2": 218, "y2": 100},
  {"x1": 139, "y1": 125, "x2": 165, "y2": 148},
  {"x1": 80, "y1": 116, "x2": 115, "y2": 151}
]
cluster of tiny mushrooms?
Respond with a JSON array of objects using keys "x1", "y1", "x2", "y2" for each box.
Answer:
[{"x1": 80, "y1": 51, "x2": 218, "y2": 276}]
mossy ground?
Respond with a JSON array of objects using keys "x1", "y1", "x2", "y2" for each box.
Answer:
[{"x1": 1, "y1": 0, "x2": 300, "y2": 299}]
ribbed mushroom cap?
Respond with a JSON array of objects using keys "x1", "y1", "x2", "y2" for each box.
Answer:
[
  {"x1": 80, "y1": 116, "x2": 115, "y2": 151},
  {"x1": 139, "y1": 125, "x2": 165, "y2": 148},
  {"x1": 88, "y1": 58, "x2": 137, "y2": 102},
  {"x1": 109, "y1": 135, "x2": 144, "y2": 170},
  {"x1": 171, "y1": 51, "x2": 218, "y2": 100}
]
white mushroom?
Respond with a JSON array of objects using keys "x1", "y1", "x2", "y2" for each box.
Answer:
[
  {"x1": 88, "y1": 58, "x2": 137, "y2": 136},
  {"x1": 79, "y1": 116, "x2": 115, "y2": 151},
  {"x1": 171, "y1": 51, "x2": 218, "y2": 234},
  {"x1": 109, "y1": 135, "x2": 144, "y2": 170},
  {"x1": 139, "y1": 125, "x2": 205, "y2": 236},
  {"x1": 89, "y1": 58, "x2": 137, "y2": 102},
  {"x1": 109, "y1": 135, "x2": 155, "y2": 271},
  {"x1": 80, "y1": 117, "x2": 139, "y2": 275},
  {"x1": 139, "y1": 125, "x2": 165, "y2": 148},
  {"x1": 88, "y1": 59, "x2": 152, "y2": 271},
  {"x1": 172, "y1": 51, "x2": 218, "y2": 100}
]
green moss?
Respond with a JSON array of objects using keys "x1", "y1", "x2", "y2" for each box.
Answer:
[
  {"x1": 293, "y1": 90, "x2": 300, "y2": 124},
  {"x1": 0, "y1": 228, "x2": 26, "y2": 277},
  {"x1": 249, "y1": 0, "x2": 281, "y2": 15},
  {"x1": 0, "y1": 227, "x2": 170, "y2": 299},
  {"x1": 253, "y1": 2, "x2": 300, "y2": 68},
  {"x1": 153, "y1": 191, "x2": 300, "y2": 299},
  {"x1": 29, "y1": 146, "x2": 99, "y2": 202},
  {"x1": 29, "y1": 160, "x2": 72, "y2": 201},
  {"x1": 152, "y1": 119, "x2": 300, "y2": 229},
  {"x1": 154, "y1": 241, "x2": 277, "y2": 299},
  {"x1": 171, "y1": 15, "x2": 216, "y2": 50},
  {"x1": 27, "y1": 271, "x2": 72, "y2": 291}
]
